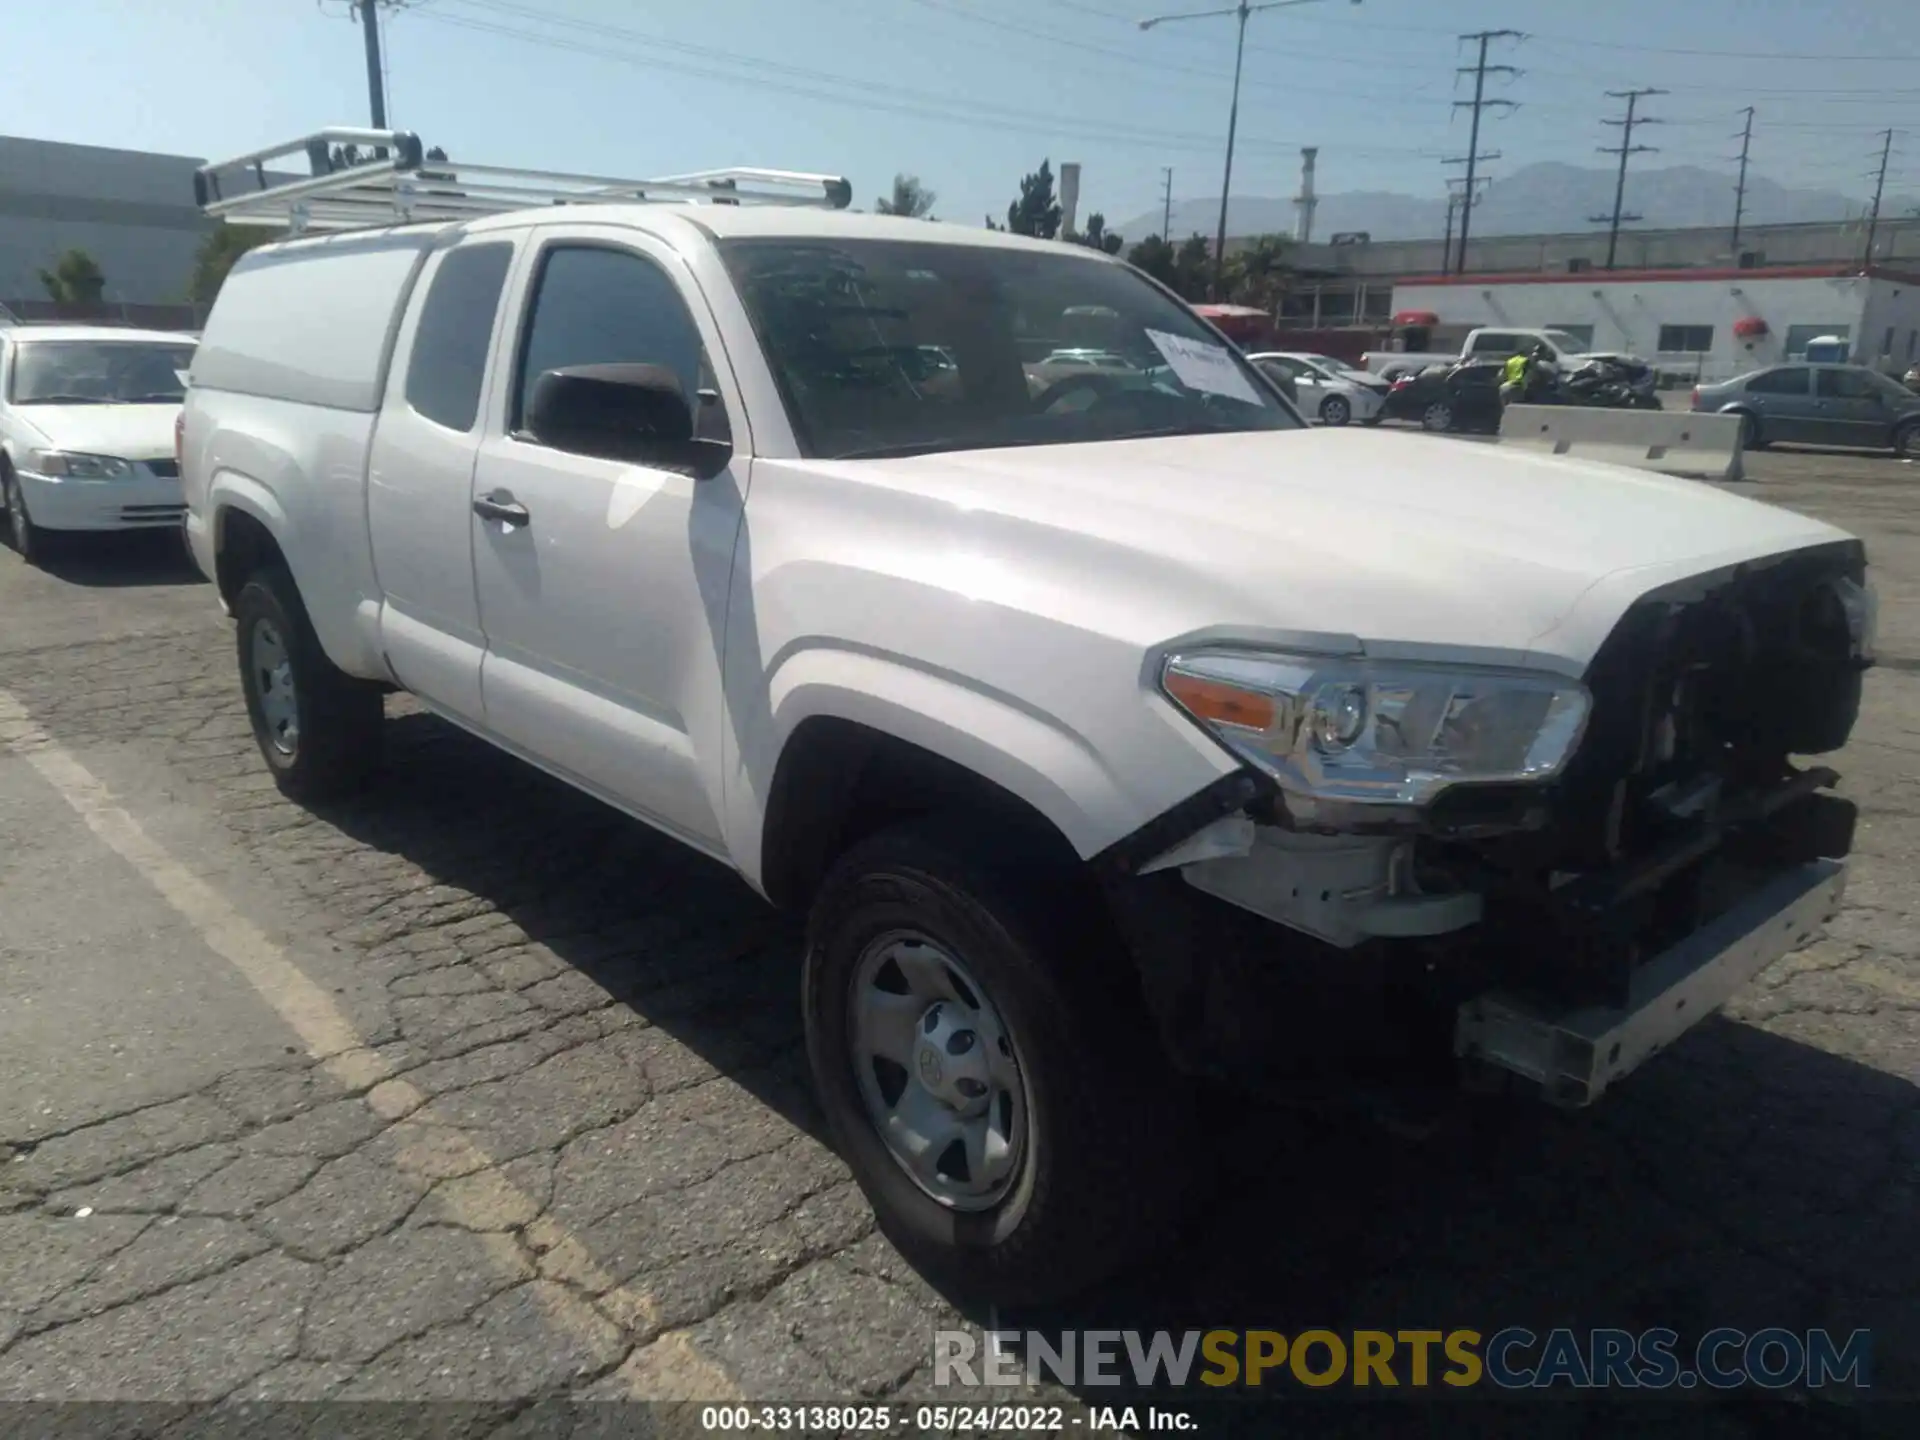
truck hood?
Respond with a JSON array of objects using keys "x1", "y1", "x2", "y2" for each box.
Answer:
[
  {"x1": 9, "y1": 403, "x2": 180, "y2": 461},
  {"x1": 797, "y1": 427, "x2": 1852, "y2": 673}
]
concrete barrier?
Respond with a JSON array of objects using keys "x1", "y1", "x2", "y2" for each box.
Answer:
[{"x1": 1497, "y1": 405, "x2": 1745, "y2": 482}]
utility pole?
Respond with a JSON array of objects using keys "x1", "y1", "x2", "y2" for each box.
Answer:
[
  {"x1": 1441, "y1": 155, "x2": 1499, "y2": 274},
  {"x1": 1864, "y1": 128, "x2": 1895, "y2": 266},
  {"x1": 353, "y1": 0, "x2": 387, "y2": 130},
  {"x1": 1161, "y1": 167, "x2": 1173, "y2": 240},
  {"x1": 1591, "y1": 88, "x2": 1666, "y2": 270},
  {"x1": 1731, "y1": 106, "x2": 1755, "y2": 252},
  {"x1": 1441, "y1": 175, "x2": 1487, "y2": 275},
  {"x1": 1451, "y1": 29, "x2": 1522, "y2": 276}
]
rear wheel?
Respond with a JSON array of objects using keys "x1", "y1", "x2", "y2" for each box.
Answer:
[
  {"x1": 803, "y1": 820, "x2": 1200, "y2": 1305},
  {"x1": 1319, "y1": 393, "x2": 1352, "y2": 427},
  {"x1": 1735, "y1": 411, "x2": 1767, "y2": 450},
  {"x1": 3, "y1": 465, "x2": 47, "y2": 566},
  {"x1": 233, "y1": 564, "x2": 384, "y2": 801},
  {"x1": 1420, "y1": 400, "x2": 1456, "y2": 433}
]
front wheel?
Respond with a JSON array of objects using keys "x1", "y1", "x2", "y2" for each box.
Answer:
[
  {"x1": 1319, "y1": 394, "x2": 1352, "y2": 427},
  {"x1": 233, "y1": 565, "x2": 384, "y2": 801},
  {"x1": 3, "y1": 466, "x2": 47, "y2": 565},
  {"x1": 803, "y1": 821, "x2": 1199, "y2": 1305},
  {"x1": 1894, "y1": 420, "x2": 1920, "y2": 460}
]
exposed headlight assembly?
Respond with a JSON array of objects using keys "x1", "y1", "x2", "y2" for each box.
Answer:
[
  {"x1": 27, "y1": 450, "x2": 133, "y2": 479},
  {"x1": 1161, "y1": 650, "x2": 1591, "y2": 808}
]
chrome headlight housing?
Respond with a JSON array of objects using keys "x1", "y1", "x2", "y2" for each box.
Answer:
[
  {"x1": 1161, "y1": 649, "x2": 1591, "y2": 807},
  {"x1": 27, "y1": 450, "x2": 133, "y2": 480}
]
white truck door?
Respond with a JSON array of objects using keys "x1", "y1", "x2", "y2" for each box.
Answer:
[
  {"x1": 366, "y1": 236, "x2": 519, "y2": 720},
  {"x1": 467, "y1": 227, "x2": 743, "y2": 852}
]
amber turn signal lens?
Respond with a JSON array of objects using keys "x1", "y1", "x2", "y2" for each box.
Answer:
[{"x1": 1163, "y1": 671, "x2": 1275, "y2": 732}]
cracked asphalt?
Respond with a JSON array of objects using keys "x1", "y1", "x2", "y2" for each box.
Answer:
[{"x1": 1, "y1": 446, "x2": 1916, "y2": 1437}]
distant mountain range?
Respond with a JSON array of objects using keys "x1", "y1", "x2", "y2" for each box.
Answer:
[{"x1": 1113, "y1": 162, "x2": 1920, "y2": 245}]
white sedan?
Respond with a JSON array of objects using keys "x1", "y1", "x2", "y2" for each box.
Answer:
[
  {"x1": 0, "y1": 325, "x2": 198, "y2": 564},
  {"x1": 1246, "y1": 351, "x2": 1390, "y2": 427}
]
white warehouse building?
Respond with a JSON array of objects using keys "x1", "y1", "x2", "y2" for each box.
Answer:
[{"x1": 1387, "y1": 264, "x2": 1920, "y2": 384}]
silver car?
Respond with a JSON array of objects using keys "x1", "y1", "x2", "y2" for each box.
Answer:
[{"x1": 1693, "y1": 363, "x2": 1920, "y2": 457}]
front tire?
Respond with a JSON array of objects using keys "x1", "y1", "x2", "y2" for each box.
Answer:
[
  {"x1": 1319, "y1": 394, "x2": 1352, "y2": 426},
  {"x1": 3, "y1": 465, "x2": 47, "y2": 566},
  {"x1": 803, "y1": 821, "x2": 1198, "y2": 1305},
  {"x1": 232, "y1": 564, "x2": 384, "y2": 801},
  {"x1": 1894, "y1": 419, "x2": 1920, "y2": 460}
]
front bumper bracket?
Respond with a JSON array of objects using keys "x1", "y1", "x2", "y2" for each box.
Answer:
[{"x1": 1454, "y1": 858, "x2": 1846, "y2": 1107}]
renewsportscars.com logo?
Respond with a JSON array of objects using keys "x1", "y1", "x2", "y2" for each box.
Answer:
[{"x1": 933, "y1": 1328, "x2": 1873, "y2": 1391}]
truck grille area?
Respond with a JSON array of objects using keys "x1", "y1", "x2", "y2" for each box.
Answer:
[{"x1": 1433, "y1": 539, "x2": 1869, "y2": 1010}]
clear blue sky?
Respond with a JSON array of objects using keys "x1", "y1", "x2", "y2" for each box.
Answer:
[{"x1": 11, "y1": 0, "x2": 1919, "y2": 235}]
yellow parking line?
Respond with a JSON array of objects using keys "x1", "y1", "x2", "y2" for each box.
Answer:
[{"x1": 0, "y1": 688, "x2": 739, "y2": 1402}]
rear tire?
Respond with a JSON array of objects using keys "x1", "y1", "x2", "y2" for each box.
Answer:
[
  {"x1": 1420, "y1": 400, "x2": 1456, "y2": 433},
  {"x1": 1735, "y1": 411, "x2": 1767, "y2": 451},
  {"x1": 233, "y1": 564, "x2": 384, "y2": 801},
  {"x1": 803, "y1": 820, "x2": 1200, "y2": 1305},
  {"x1": 3, "y1": 465, "x2": 47, "y2": 566}
]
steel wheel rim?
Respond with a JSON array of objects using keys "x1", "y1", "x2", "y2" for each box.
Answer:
[
  {"x1": 250, "y1": 618, "x2": 300, "y2": 757},
  {"x1": 848, "y1": 930, "x2": 1029, "y2": 1212}
]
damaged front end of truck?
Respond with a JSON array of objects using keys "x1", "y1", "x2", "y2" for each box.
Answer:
[{"x1": 1097, "y1": 539, "x2": 1875, "y2": 1107}]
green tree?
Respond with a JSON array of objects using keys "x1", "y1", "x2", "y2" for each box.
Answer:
[
  {"x1": 875, "y1": 173, "x2": 937, "y2": 219},
  {"x1": 1069, "y1": 212, "x2": 1123, "y2": 255},
  {"x1": 189, "y1": 224, "x2": 274, "y2": 306},
  {"x1": 1125, "y1": 234, "x2": 1177, "y2": 289},
  {"x1": 1172, "y1": 234, "x2": 1213, "y2": 301},
  {"x1": 1222, "y1": 233, "x2": 1292, "y2": 311},
  {"x1": 1005, "y1": 160, "x2": 1063, "y2": 239},
  {"x1": 39, "y1": 249, "x2": 106, "y2": 305}
]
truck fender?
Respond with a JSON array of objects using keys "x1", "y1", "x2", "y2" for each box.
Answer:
[{"x1": 756, "y1": 644, "x2": 1136, "y2": 868}]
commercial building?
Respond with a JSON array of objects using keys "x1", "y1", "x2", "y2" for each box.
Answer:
[
  {"x1": 1385, "y1": 266, "x2": 1920, "y2": 382},
  {"x1": 0, "y1": 134, "x2": 212, "y2": 307}
]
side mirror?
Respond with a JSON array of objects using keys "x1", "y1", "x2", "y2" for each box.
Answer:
[{"x1": 525, "y1": 364, "x2": 732, "y2": 479}]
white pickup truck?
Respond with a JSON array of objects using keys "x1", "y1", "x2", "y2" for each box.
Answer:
[
  {"x1": 182, "y1": 130, "x2": 1874, "y2": 1305},
  {"x1": 1362, "y1": 325, "x2": 1627, "y2": 381}
]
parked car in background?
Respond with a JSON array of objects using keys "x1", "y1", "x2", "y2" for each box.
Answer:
[
  {"x1": 1379, "y1": 359, "x2": 1504, "y2": 433},
  {"x1": 1692, "y1": 364, "x2": 1920, "y2": 458},
  {"x1": 0, "y1": 324, "x2": 199, "y2": 564},
  {"x1": 1245, "y1": 351, "x2": 1388, "y2": 426}
]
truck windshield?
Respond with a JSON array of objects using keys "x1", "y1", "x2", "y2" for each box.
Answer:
[
  {"x1": 717, "y1": 237, "x2": 1299, "y2": 460},
  {"x1": 1541, "y1": 331, "x2": 1586, "y2": 354},
  {"x1": 8, "y1": 340, "x2": 197, "y2": 404}
]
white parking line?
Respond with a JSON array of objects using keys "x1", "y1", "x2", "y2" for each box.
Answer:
[{"x1": 0, "y1": 687, "x2": 739, "y2": 1401}]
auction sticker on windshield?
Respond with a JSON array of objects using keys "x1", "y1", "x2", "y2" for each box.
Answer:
[{"x1": 1145, "y1": 328, "x2": 1262, "y2": 406}]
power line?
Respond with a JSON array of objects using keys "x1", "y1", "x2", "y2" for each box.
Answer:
[
  {"x1": 417, "y1": 5, "x2": 1404, "y2": 162},
  {"x1": 1590, "y1": 88, "x2": 1666, "y2": 270},
  {"x1": 1451, "y1": 29, "x2": 1522, "y2": 277},
  {"x1": 1731, "y1": 106, "x2": 1754, "y2": 250}
]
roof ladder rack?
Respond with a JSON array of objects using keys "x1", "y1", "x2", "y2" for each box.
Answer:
[{"x1": 194, "y1": 127, "x2": 853, "y2": 234}]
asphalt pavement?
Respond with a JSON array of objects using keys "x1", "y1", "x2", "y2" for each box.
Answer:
[{"x1": 1, "y1": 446, "x2": 1917, "y2": 1436}]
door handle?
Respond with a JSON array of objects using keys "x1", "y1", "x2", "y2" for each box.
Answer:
[{"x1": 472, "y1": 492, "x2": 531, "y2": 528}]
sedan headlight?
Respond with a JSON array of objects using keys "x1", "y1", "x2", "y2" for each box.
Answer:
[
  {"x1": 1161, "y1": 649, "x2": 1591, "y2": 807},
  {"x1": 27, "y1": 450, "x2": 132, "y2": 479}
]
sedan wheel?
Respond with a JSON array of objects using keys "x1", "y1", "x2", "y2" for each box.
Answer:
[
  {"x1": 1421, "y1": 400, "x2": 1455, "y2": 433},
  {"x1": 1320, "y1": 394, "x2": 1352, "y2": 427},
  {"x1": 4, "y1": 470, "x2": 43, "y2": 564}
]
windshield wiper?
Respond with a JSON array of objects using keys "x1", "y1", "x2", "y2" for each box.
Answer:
[
  {"x1": 18, "y1": 394, "x2": 108, "y2": 405},
  {"x1": 120, "y1": 393, "x2": 187, "y2": 403}
]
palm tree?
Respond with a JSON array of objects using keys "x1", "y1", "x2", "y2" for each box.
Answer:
[
  {"x1": 1222, "y1": 234, "x2": 1292, "y2": 311},
  {"x1": 875, "y1": 174, "x2": 937, "y2": 220}
]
